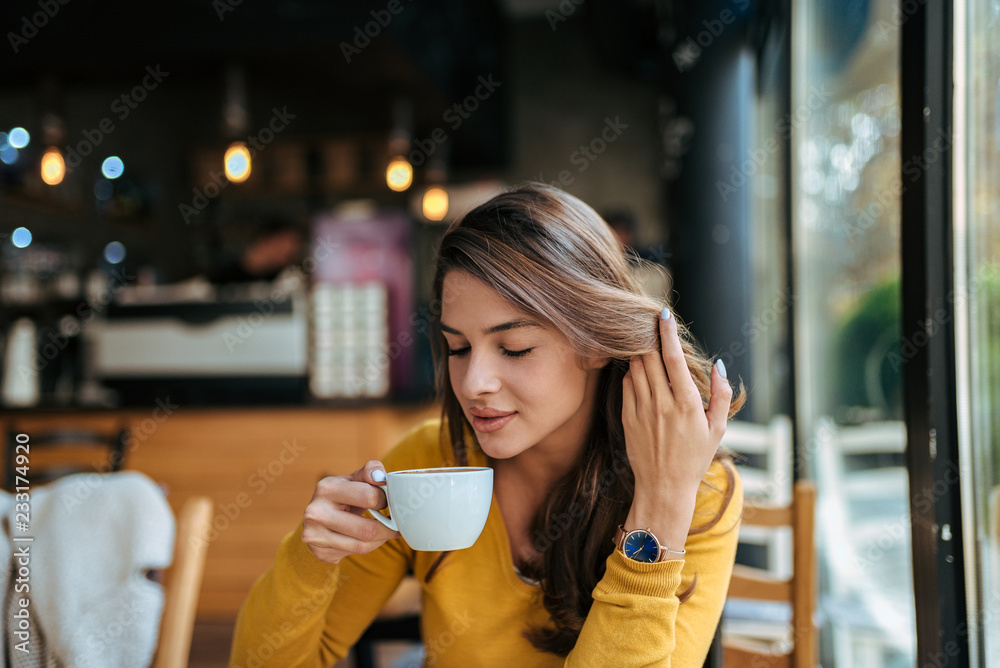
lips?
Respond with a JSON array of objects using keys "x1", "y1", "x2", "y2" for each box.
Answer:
[
  {"x1": 470, "y1": 412, "x2": 517, "y2": 433},
  {"x1": 470, "y1": 407, "x2": 516, "y2": 418}
]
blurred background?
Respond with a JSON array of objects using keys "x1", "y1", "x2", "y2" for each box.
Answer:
[{"x1": 0, "y1": 0, "x2": 997, "y2": 666}]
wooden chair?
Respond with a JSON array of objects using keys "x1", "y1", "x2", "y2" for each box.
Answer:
[
  {"x1": 153, "y1": 495, "x2": 215, "y2": 668},
  {"x1": 724, "y1": 480, "x2": 817, "y2": 668},
  {"x1": 2, "y1": 421, "x2": 211, "y2": 667}
]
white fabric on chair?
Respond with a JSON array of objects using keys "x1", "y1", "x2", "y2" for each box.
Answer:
[{"x1": 1, "y1": 471, "x2": 175, "y2": 668}]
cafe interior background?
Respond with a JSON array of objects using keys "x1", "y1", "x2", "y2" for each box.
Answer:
[{"x1": 0, "y1": 0, "x2": 997, "y2": 666}]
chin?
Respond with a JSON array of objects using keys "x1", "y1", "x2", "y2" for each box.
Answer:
[{"x1": 474, "y1": 432, "x2": 529, "y2": 461}]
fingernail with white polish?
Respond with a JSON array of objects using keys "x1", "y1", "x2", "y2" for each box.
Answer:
[
  {"x1": 715, "y1": 359, "x2": 728, "y2": 379},
  {"x1": 371, "y1": 469, "x2": 386, "y2": 482},
  {"x1": 661, "y1": 307, "x2": 672, "y2": 321}
]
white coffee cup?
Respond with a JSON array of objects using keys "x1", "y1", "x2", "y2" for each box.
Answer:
[{"x1": 368, "y1": 467, "x2": 493, "y2": 551}]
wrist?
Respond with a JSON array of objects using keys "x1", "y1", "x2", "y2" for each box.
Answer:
[
  {"x1": 614, "y1": 525, "x2": 687, "y2": 562},
  {"x1": 624, "y1": 488, "x2": 698, "y2": 559},
  {"x1": 630, "y1": 480, "x2": 699, "y2": 518}
]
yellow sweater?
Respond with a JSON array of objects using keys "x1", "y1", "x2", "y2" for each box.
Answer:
[{"x1": 230, "y1": 418, "x2": 742, "y2": 667}]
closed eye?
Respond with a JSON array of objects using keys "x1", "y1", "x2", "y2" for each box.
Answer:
[{"x1": 446, "y1": 347, "x2": 534, "y2": 358}]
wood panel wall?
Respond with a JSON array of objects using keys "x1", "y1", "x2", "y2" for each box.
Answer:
[{"x1": 2, "y1": 403, "x2": 440, "y2": 619}]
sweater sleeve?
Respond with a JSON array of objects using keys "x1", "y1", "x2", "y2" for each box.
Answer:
[
  {"x1": 229, "y1": 420, "x2": 443, "y2": 668},
  {"x1": 228, "y1": 522, "x2": 412, "y2": 668},
  {"x1": 566, "y1": 461, "x2": 743, "y2": 668}
]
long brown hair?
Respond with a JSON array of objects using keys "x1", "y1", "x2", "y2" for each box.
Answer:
[{"x1": 429, "y1": 183, "x2": 745, "y2": 656}]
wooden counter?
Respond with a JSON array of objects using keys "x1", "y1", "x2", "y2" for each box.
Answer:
[{"x1": 1, "y1": 403, "x2": 440, "y2": 619}]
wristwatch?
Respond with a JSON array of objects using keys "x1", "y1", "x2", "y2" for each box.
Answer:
[{"x1": 613, "y1": 525, "x2": 686, "y2": 563}]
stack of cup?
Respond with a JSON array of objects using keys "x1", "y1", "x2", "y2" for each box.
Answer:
[{"x1": 310, "y1": 281, "x2": 390, "y2": 399}]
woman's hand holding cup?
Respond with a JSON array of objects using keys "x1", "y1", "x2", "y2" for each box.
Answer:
[{"x1": 301, "y1": 460, "x2": 401, "y2": 565}]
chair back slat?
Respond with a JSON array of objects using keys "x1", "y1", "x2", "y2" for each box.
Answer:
[
  {"x1": 728, "y1": 566, "x2": 792, "y2": 602},
  {"x1": 740, "y1": 504, "x2": 793, "y2": 527}
]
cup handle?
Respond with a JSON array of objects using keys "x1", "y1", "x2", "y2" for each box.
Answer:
[{"x1": 368, "y1": 485, "x2": 398, "y2": 532}]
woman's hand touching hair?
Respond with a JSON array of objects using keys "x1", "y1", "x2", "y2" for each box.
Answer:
[
  {"x1": 621, "y1": 307, "x2": 734, "y2": 555},
  {"x1": 301, "y1": 461, "x2": 401, "y2": 564}
]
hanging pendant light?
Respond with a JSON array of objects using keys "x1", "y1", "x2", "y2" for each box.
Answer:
[
  {"x1": 222, "y1": 65, "x2": 251, "y2": 183},
  {"x1": 386, "y1": 97, "x2": 413, "y2": 192}
]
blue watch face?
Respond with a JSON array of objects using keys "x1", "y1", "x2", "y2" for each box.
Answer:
[{"x1": 623, "y1": 530, "x2": 659, "y2": 563}]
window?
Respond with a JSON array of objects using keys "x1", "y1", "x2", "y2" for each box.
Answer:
[
  {"x1": 955, "y1": 0, "x2": 1000, "y2": 663},
  {"x1": 792, "y1": 0, "x2": 915, "y2": 664}
]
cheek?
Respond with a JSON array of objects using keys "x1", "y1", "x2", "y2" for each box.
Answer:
[
  {"x1": 447, "y1": 359, "x2": 464, "y2": 388},
  {"x1": 553, "y1": 344, "x2": 577, "y2": 364},
  {"x1": 518, "y1": 361, "x2": 581, "y2": 399}
]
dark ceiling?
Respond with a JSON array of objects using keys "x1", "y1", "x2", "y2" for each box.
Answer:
[
  {"x1": 1, "y1": 0, "x2": 510, "y2": 168},
  {"x1": 1, "y1": 0, "x2": 678, "y2": 171},
  {"x1": 2, "y1": 1, "x2": 503, "y2": 91}
]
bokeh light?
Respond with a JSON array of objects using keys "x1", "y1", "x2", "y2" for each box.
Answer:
[
  {"x1": 8, "y1": 127, "x2": 29, "y2": 149},
  {"x1": 0, "y1": 145, "x2": 17, "y2": 165},
  {"x1": 94, "y1": 178, "x2": 114, "y2": 201},
  {"x1": 422, "y1": 187, "x2": 449, "y2": 221},
  {"x1": 224, "y1": 142, "x2": 251, "y2": 183},
  {"x1": 12, "y1": 227, "x2": 32, "y2": 248},
  {"x1": 101, "y1": 156, "x2": 125, "y2": 179},
  {"x1": 41, "y1": 148, "x2": 65, "y2": 185},
  {"x1": 103, "y1": 241, "x2": 126, "y2": 264},
  {"x1": 386, "y1": 157, "x2": 413, "y2": 192}
]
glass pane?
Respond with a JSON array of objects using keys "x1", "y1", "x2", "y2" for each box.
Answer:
[
  {"x1": 957, "y1": 0, "x2": 1000, "y2": 664},
  {"x1": 792, "y1": 0, "x2": 915, "y2": 665},
  {"x1": 748, "y1": 62, "x2": 792, "y2": 424}
]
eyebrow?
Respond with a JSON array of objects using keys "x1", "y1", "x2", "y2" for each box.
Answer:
[{"x1": 439, "y1": 318, "x2": 543, "y2": 337}]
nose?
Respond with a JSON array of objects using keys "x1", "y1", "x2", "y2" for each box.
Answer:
[{"x1": 456, "y1": 349, "x2": 502, "y2": 398}]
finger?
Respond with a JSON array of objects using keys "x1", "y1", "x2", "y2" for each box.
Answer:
[
  {"x1": 640, "y1": 349, "x2": 673, "y2": 405},
  {"x1": 315, "y1": 475, "x2": 388, "y2": 512},
  {"x1": 350, "y1": 461, "x2": 389, "y2": 508},
  {"x1": 705, "y1": 358, "x2": 734, "y2": 438},
  {"x1": 303, "y1": 504, "x2": 399, "y2": 543},
  {"x1": 304, "y1": 518, "x2": 400, "y2": 559},
  {"x1": 318, "y1": 530, "x2": 398, "y2": 557},
  {"x1": 659, "y1": 308, "x2": 701, "y2": 407},
  {"x1": 364, "y1": 517, "x2": 401, "y2": 543},
  {"x1": 628, "y1": 356, "x2": 651, "y2": 407},
  {"x1": 351, "y1": 460, "x2": 388, "y2": 486},
  {"x1": 622, "y1": 370, "x2": 637, "y2": 425}
]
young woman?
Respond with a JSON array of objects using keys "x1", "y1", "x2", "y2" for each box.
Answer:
[{"x1": 230, "y1": 183, "x2": 745, "y2": 667}]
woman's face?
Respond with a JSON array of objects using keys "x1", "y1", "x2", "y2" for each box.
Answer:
[{"x1": 440, "y1": 270, "x2": 606, "y2": 462}]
